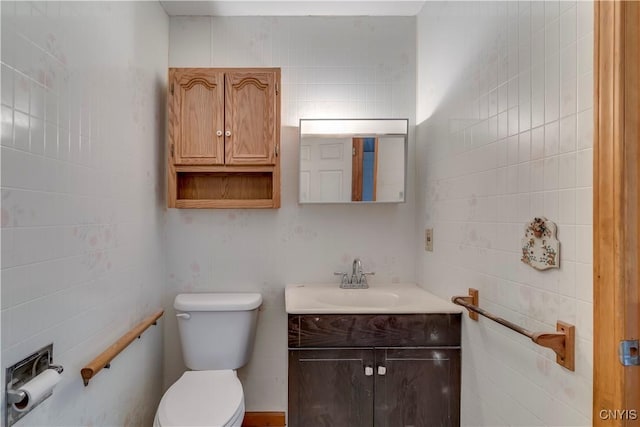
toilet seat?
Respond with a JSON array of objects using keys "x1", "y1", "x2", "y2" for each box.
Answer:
[{"x1": 155, "y1": 370, "x2": 244, "y2": 427}]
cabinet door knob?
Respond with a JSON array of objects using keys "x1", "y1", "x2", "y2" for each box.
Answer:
[
  {"x1": 225, "y1": 130, "x2": 232, "y2": 137},
  {"x1": 216, "y1": 130, "x2": 223, "y2": 137},
  {"x1": 377, "y1": 366, "x2": 386, "y2": 376},
  {"x1": 364, "y1": 366, "x2": 373, "y2": 376}
]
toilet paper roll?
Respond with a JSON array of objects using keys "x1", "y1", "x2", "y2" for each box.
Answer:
[{"x1": 12, "y1": 369, "x2": 61, "y2": 413}]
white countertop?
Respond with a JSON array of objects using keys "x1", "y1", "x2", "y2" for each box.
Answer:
[{"x1": 285, "y1": 283, "x2": 463, "y2": 314}]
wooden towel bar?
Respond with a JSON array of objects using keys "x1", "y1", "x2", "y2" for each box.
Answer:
[
  {"x1": 452, "y1": 288, "x2": 575, "y2": 371},
  {"x1": 81, "y1": 309, "x2": 164, "y2": 386}
]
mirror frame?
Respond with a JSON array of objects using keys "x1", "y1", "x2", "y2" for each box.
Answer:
[{"x1": 299, "y1": 118, "x2": 409, "y2": 204}]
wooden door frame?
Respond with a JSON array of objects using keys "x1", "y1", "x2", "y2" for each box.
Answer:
[
  {"x1": 593, "y1": 1, "x2": 640, "y2": 425},
  {"x1": 352, "y1": 138, "x2": 364, "y2": 201},
  {"x1": 351, "y1": 137, "x2": 379, "y2": 202}
]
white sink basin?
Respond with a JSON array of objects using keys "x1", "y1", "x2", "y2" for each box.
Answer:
[
  {"x1": 285, "y1": 283, "x2": 462, "y2": 314},
  {"x1": 315, "y1": 289, "x2": 401, "y2": 308}
]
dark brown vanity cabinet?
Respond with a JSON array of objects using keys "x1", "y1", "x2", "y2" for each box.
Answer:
[
  {"x1": 288, "y1": 314, "x2": 462, "y2": 427},
  {"x1": 289, "y1": 348, "x2": 375, "y2": 426},
  {"x1": 374, "y1": 347, "x2": 460, "y2": 427}
]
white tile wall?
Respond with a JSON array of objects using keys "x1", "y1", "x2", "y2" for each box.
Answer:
[
  {"x1": 1, "y1": 2, "x2": 168, "y2": 425},
  {"x1": 166, "y1": 16, "x2": 417, "y2": 412},
  {"x1": 2, "y1": 3, "x2": 595, "y2": 424},
  {"x1": 417, "y1": 1, "x2": 592, "y2": 425}
]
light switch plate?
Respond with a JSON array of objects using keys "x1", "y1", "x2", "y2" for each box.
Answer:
[{"x1": 425, "y1": 228, "x2": 433, "y2": 251}]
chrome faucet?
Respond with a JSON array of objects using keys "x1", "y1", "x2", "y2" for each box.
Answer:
[
  {"x1": 351, "y1": 258, "x2": 363, "y2": 284},
  {"x1": 334, "y1": 258, "x2": 374, "y2": 289}
]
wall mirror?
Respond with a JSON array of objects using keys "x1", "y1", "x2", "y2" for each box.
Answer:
[{"x1": 299, "y1": 119, "x2": 408, "y2": 204}]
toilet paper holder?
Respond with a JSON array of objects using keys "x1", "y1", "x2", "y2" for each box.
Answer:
[{"x1": 5, "y1": 343, "x2": 64, "y2": 427}]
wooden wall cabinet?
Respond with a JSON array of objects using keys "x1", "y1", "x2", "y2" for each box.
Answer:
[
  {"x1": 168, "y1": 68, "x2": 281, "y2": 208},
  {"x1": 288, "y1": 314, "x2": 462, "y2": 427}
]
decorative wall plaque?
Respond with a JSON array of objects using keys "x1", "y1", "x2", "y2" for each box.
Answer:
[{"x1": 521, "y1": 217, "x2": 560, "y2": 270}]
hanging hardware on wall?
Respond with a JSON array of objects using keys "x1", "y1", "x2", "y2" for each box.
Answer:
[
  {"x1": 521, "y1": 217, "x2": 560, "y2": 270},
  {"x1": 80, "y1": 310, "x2": 163, "y2": 386},
  {"x1": 452, "y1": 288, "x2": 575, "y2": 371},
  {"x1": 5, "y1": 344, "x2": 64, "y2": 427}
]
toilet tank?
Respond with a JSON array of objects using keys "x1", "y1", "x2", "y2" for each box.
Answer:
[{"x1": 174, "y1": 293, "x2": 262, "y2": 371}]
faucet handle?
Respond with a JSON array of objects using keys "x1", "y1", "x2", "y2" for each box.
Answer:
[
  {"x1": 334, "y1": 272, "x2": 350, "y2": 285},
  {"x1": 359, "y1": 272, "x2": 375, "y2": 287}
]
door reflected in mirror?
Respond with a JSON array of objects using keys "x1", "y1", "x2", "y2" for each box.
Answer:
[{"x1": 299, "y1": 119, "x2": 408, "y2": 204}]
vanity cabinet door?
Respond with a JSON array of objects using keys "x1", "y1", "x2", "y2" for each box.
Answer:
[
  {"x1": 373, "y1": 348, "x2": 461, "y2": 427},
  {"x1": 288, "y1": 349, "x2": 374, "y2": 427}
]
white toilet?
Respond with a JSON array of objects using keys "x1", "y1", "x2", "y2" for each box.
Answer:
[{"x1": 154, "y1": 293, "x2": 262, "y2": 427}]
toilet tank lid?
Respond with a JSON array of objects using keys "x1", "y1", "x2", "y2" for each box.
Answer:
[{"x1": 174, "y1": 293, "x2": 262, "y2": 311}]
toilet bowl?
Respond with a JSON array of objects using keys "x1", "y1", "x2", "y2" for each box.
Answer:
[
  {"x1": 154, "y1": 370, "x2": 245, "y2": 427},
  {"x1": 154, "y1": 293, "x2": 261, "y2": 427}
]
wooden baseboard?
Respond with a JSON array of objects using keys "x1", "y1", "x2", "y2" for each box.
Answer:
[{"x1": 242, "y1": 412, "x2": 286, "y2": 427}]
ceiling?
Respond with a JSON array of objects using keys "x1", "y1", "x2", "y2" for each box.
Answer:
[{"x1": 160, "y1": 1, "x2": 427, "y2": 17}]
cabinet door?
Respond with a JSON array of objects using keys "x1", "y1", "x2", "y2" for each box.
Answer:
[
  {"x1": 169, "y1": 69, "x2": 225, "y2": 165},
  {"x1": 224, "y1": 71, "x2": 277, "y2": 165},
  {"x1": 374, "y1": 348, "x2": 461, "y2": 427},
  {"x1": 289, "y1": 349, "x2": 374, "y2": 427}
]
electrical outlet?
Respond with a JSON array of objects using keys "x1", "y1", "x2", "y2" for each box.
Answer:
[{"x1": 425, "y1": 228, "x2": 433, "y2": 252}]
